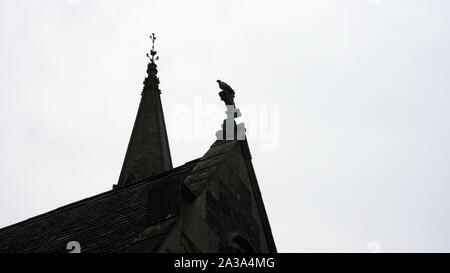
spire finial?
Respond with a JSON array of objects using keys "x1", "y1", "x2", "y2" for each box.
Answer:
[{"x1": 146, "y1": 33, "x2": 159, "y2": 63}]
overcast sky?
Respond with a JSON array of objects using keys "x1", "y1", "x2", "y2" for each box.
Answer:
[{"x1": 1, "y1": 0, "x2": 450, "y2": 252}]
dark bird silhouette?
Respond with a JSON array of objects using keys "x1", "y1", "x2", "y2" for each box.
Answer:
[{"x1": 216, "y1": 80, "x2": 235, "y2": 95}]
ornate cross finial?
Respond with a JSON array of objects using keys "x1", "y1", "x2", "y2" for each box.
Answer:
[{"x1": 146, "y1": 33, "x2": 159, "y2": 63}]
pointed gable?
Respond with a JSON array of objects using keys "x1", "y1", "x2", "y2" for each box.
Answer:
[
  {"x1": 0, "y1": 37, "x2": 276, "y2": 253},
  {"x1": 180, "y1": 139, "x2": 277, "y2": 253}
]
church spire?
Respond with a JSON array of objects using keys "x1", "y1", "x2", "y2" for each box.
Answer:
[{"x1": 117, "y1": 34, "x2": 173, "y2": 187}]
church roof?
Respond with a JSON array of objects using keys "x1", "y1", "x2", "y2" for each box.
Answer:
[
  {"x1": 0, "y1": 36, "x2": 276, "y2": 252},
  {"x1": 0, "y1": 159, "x2": 200, "y2": 253},
  {"x1": 0, "y1": 138, "x2": 276, "y2": 253}
]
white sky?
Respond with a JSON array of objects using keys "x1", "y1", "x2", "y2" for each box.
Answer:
[{"x1": 1, "y1": 0, "x2": 450, "y2": 252}]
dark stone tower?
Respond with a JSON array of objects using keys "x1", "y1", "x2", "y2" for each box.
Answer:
[
  {"x1": 117, "y1": 34, "x2": 172, "y2": 187},
  {"x1": 0, "y1": 35, "x2": 276, "y2": 253}
]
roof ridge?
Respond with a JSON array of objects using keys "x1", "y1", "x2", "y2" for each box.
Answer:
[{"x1": 0, "y1": 159, "x2": 200, "y2": 232}]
